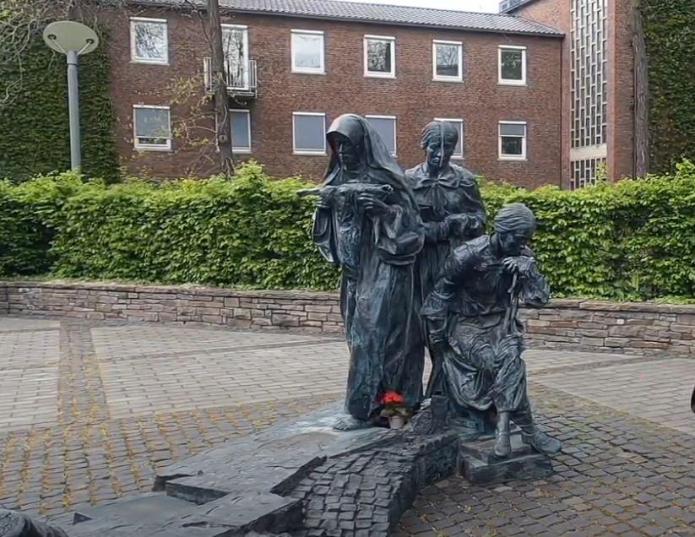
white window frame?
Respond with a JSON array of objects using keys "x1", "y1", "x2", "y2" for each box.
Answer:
[
  {"x1": 498, "y1": 45, "x2": 527, "y2": 86},
  {"x1": 130, "y1": 17, "x2": 168, "y2": 65},
  {"x1": 498, "y1": 121, "x2": 527, "y2": 161},
  {"x1": 133, "y1": 105, "x2": 172, "y2": 151},
  {"x1": 230, "y1": 109, "x2": 251, "y2": 153},
  {"x1": 365, "y1": 115, "x2": 397, "y2": 157},
  {"x1": 432, "y1": 40, "x2": 463, "y2": 82},
  {"x1": 291, "y1": 29, "x2": 325, "y2": 75},
  {"x1": 292, "y1": 112, "x2": 327, "y2": 155},
  {"x1": 363, "y1": 35, "x2": 396, "y2": 78},
  {"x1": 433, "y1": 117, "x2": 464, "y2": 159}
]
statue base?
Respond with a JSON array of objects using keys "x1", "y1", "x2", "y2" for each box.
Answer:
[
  {"x1": 39, "y1": 403, "x2": 554, "y2": 536},
  {"x1": 459, "y1": 431, "x2": 554, "y2": 485}
]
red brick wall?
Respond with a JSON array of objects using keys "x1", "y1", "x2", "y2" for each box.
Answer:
[
  {"x1": 100, "y1": 6, "x2": 563, "y2": 188},
  {"x1": 607, "y1": 0, "x2": 636, "y2": 180},
  {"x1": 511, "y1": 0, "x2": 571, "y2": 187}
]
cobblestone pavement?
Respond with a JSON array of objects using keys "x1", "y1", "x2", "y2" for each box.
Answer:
[{"x1": 0, "y1": 316, "x2": 693, "y2": 536}]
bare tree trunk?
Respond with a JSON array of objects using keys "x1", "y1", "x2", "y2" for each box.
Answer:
[
  {"x1": 208, "y1": 0, "x2": 234, "y2": 177},
  {"x1": 633, "y1": 1, "x2": 649, "y2": 177}
]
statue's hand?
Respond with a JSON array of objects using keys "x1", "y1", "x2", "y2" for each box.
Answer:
[
  {"x1": 316, "y1": 196, "x2": 332, "y2": 210},
  {"x1": 357, "y1": 192, "x2": 389, "y2": 215},
  {"x1": 502, "y1": 256, "x2": 535, "y2": 275},
  {"x1": 444, "y1": 214, "x2": 470, "y2": 239},
  {"x1": 315, "y1": 188, "x2": 337, "y2": 209},
  {"x1": 430, "y1": 338, "x2": 451, "y2": 358}
]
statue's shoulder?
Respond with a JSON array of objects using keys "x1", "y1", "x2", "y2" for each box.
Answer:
[
  {"x1": 404, "y1": 164, "x2": 423, "y2": 183},
  {"x1": 449, "y1": 163, "x2": 478, "y2": 181},
  {"x1": 449, "y1": 164, "x2": 478, "y2": 186},
  {"x1": 452, "y1": 235, "x2": 489, "y2": 264}
]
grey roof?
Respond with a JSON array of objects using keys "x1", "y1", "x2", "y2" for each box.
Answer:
[{"x1": 132, "y1": 0, "x2": 563, "y2": 37}]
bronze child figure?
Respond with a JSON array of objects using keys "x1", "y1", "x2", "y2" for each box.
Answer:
[
  {"x1": 405, "y1": 120, "x2": 486, "y2": 396},
  {"x1": 422, "y1": 203, "x2": 562, "y2": 457}
]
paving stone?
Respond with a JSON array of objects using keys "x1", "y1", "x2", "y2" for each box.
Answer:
[{"x1": 0, "y1": 315, "x2": 694, "y2": 537}]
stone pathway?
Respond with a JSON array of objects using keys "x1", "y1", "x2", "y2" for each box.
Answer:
[{"x1": 0, "y1": 315, "x2": 693, "y2": 536}]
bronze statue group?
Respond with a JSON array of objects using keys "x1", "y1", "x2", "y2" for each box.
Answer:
[{"x1": 307, "y1": 114, "x2": 561, "y2": 459}]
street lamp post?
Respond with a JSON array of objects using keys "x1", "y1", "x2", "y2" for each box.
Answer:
[{"x1": 43, "y1": 21, "x2": 99, "y2": 172}]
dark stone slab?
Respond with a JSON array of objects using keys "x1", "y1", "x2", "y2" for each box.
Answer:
[
  {"x1": 459, "y1": 432, "x2": 553, "y2": 484},
  {"x1": 177, "y1": 492, "x2": 302, "y2": 534},
  {"x1": 43, "y1": 403, "x2": 556, "y2": 537},
  {"x1": 157, "y1": 404, "x2": 395, "y2": 505},
  {"x1": 0, "y1": 509, "x2": 69, "y2": 537},
  {"x1": 72, "y1": 492, "x2": 198, "y2": 524},
  {"x1": 67, "y1": 493, "x2": 300, "y2": 537}
]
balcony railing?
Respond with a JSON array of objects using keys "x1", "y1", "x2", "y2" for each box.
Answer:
[{"x1": 203, "y1": 57, "x2": 257, "y2": 98}]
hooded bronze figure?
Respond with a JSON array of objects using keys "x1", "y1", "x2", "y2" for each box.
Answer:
[{"x1": 307, "y1": 114, "x2": 425, "y2": 430}]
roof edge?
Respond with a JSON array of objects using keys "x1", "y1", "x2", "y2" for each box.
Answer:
[
  {"x1": 124, "y1": 0, "x2": 564, "y2": 38},
  {"x1": 499, "y1": 0, "x2": 544, "y2": 14}
]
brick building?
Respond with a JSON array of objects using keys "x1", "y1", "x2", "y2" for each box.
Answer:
[
  {"x1": 500, "y1": 0, "x2": 646, "y2": 188},
  {"x1": 104, "y1": 0, "x2": 564, "y2": 188}
]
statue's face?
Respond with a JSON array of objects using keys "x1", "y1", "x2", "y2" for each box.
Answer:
[
  {"x1": 425, "y1": 137, "x2": 455, "y2": 172},
  {"x1": 338, "y1": 137, "x2": 363, "y2": 172},
  {"x1": 498, "y1": 229, "x2": 533, "y2": 256}
]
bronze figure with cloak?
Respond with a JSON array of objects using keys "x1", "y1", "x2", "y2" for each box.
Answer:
[{"x1": 305, "y1": 114, "x2": 425, "y2": 430}]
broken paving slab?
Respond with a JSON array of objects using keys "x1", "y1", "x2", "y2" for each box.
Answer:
[
  {"x1": 156, "y1": 403, "x2": 396, "y2": 502},
  {"x1": 46, "y1": 402, "x2": 554, "y2": 536}
]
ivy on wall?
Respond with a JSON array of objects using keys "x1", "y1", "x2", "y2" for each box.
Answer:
[
  {"x1": 0, "y1": 26, "x2": 119, "y2": 183},
  {"x1": 640, "y1": 0, "x2": 695, "y2": 173}
]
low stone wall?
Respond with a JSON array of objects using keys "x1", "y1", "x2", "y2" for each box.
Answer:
[
  {"x1": 1, "y1": 281, "x2": 694, "y2": 356},
  {"x1": 0, "y1": 281, "x2": 345, "y2": 333}
]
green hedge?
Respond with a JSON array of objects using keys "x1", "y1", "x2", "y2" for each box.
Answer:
[
  {"x1": 51, "y1": 164, "x2": 340, "y2": 290},
  {"x1": 0, "y1": 172, "x2": 82, "y2": 275},
  {"x1": 1, "y1": 161, "x2": 695, "y2": 299}
]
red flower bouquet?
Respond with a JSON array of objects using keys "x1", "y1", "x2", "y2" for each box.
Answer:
[
  {"x1": 379, "y1": 391, "x2": 410, "y2": 429},
  {"x1": 381, "y1": 391, "x2": 405, "y2": 408}
]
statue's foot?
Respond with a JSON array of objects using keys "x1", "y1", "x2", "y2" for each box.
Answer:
[
  {"x1": 494, "y1": 430, "x2": 512, "y2": 458},
  {"x1": 333, "y1": 415, "x2": 372, "y2": 431},
  {"x1": 522, "y1": 430, "x2": 562, "y2": 455}
]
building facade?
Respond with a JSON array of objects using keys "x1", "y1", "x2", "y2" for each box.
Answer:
[
  {"x1": 501, "y1": 0, "x2": 643, "y2": 188},
  {"x1": 101, "y1": 0, "x2": 564, "y2": 188}
]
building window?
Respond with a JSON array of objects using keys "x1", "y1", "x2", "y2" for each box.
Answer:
[
  {"x1": 291, "y1": 30, "x2": 325, "y2": 74},
  {"x1": 433, "y1": 118, "x2": 464, "y2": 159},
  {"x1": 230, "y1": 110, "x2": 251, "y2": 153},
  {"x1": 570, "y1": 0, "x2": 607, "y2": 187},
  {"x1": 433, "y1": 40, "x2": 463, "y2": 81},
  {"x1": 498, "y1": 46, "x2": 526, "y2": 85},
  {"x1": 364, "y1": 35, "x2": 395, "y2": 78},
  {"x1": 499, "y1": 121, "x2": 527, "y2": 160},
  {"x1": 133, "y1": 105, "x2": 171, "y2": 150},
  {"x1": 366, "y1": 115, "x2": 397, "y2": 156},
  {"x1": 130, "y1": 18, "x2": 168, "y2": 64},
  {"x1": 222, "y1": 25, "x2": 249, "y2": 89},
  {"x1": 293, "y1": 112, "x2": 326, "y2": 155}
]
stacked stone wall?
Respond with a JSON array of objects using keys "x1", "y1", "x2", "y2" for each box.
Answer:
[{"x1": 1, "y1": 282, "x2": 694, "y2": 355}]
